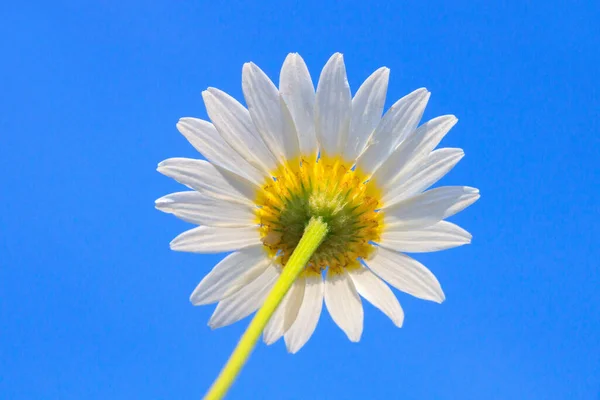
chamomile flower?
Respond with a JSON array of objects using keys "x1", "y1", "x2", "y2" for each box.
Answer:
[{"x1": 157, "y1": 53, "x2": 479, "y2": 353}]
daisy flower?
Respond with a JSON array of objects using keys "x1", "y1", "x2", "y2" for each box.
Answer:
[{"x1": 157, "y1": 53, "x2": 479, "y2": 354}]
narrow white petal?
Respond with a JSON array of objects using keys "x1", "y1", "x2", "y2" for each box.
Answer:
[
  {"x1": 202, "y1": 88, "x2": 278, "y2": 175},
  {"x1": 176, "y1": 118, "x2": 263, "y2": 185},
  {"x1": 157, "y1": 158, "x2": 257, "y2": 205},
  {"x1": 373, "y1": 116, "x2": 458, "y2": 189},
  {"x1": 315, "y1": 53, "x2": 352, "y2": 156},
  {"x1": 348, "y1": 267, "x2": 404, "y2": 327},
  {"x1": 324, "y1": 268, "x2": 363, "y2": 342},
  {"x1": 279, "y1": 94, "x2": 301, "y2": 161},
  {"x1": 263, "y1": 294, "x2": 288, "y2": 345},
  {"x1": 222, "y1": 257, "x2": 273, "y2": 298},
  {"x1": 282, "y1": 276, "x2": 306, "y2": 333},
  {"x1": 155, "y1": 191, "x2": 256, "y2": 227},
  {"x1": 365, "y1": 247, "x2": 445, "y2": 303},
  {"x1": 344, "y1": 67, "x2": 389, "y2": 162},
  {"x1": 444, "y1": 187, "x2": 481, "y2": 218},
  {"x1": 243, "y1": 63, "x2": 300, "y2": 163},
  {"x1": 279, "y1": 53, "x2": 317, "y2": 157},
  {"x1": 284, "y1": 273, "x2": 324, "y2": 353},
  {"x1": 382, "y1": 148, "x2": 464, "y2": 205},
  {"x1": 170, "y1": 226, "x2": 260, "y2": 254},
  {"x1": 189, "y1": 247, "x2": 270, "y2": 305},
  {"x1": 356, "y1": 88, "x2": 430, "y2": 175},
  {"x1": 380, "y1": 221, "x2": 472, "y2": 253},
  {"x1": 383, "y1": 186, "x2": 480, "y2": 229},
  {"x1": 263, "y1": 276, "x2": 305, "y2": 345},
  {"x1": 208, "y1": 264, "x2": 279, "y2": 328}
]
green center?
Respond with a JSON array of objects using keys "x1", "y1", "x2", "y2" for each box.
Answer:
[{"x1": 276, "y1": 189, "x2": 365, "y2": 267}]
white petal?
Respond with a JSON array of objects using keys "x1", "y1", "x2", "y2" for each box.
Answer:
[
  {"x1": 284, "y1": 273, "x2": 324, "y2": 353},
  {"x1": 343, "y1": 67, "x2": 389, "y2": 162},
  {"x1": 202, "y1": 88, "x2": 278, "y2": 175},
  {"x1": 365, "y1": 247, "x2": 445, "y2": 303},
  {"x1": 208, "y1": 264, "x2": 279, "y2": 328},
  {"x1": 373, "y1": 116, "x2": 458, "y2": 190},
  {"x1": 190, "y1": 247, "x2": 270, "y2": 305},
  {"x1": 279, "y1": 53, "x2": 317, "y2": 157},
  {"x1": 157, "y1": 158, "x2": 257, "y2": 205},
  {"x1": 356, "y1": 88, "x2": 430, "y2": 175},
  {"x1": 263, "y1": 293, "x2": 288, "y2": 345},
  {"x1": 324, "y1": 268, "x2": 363, "y2": 342},
  {"x1": 243, "y1": 63, "x2": 300, "y2": 163},
  {"x1": 176, "y1": 118, "x2": 263, "y2": 185},
  {"x1": 383, "y1": 186, "x2": 480, "y2": 229},
  {"x1": 444, "y1": 187, "x2": 481, "y2": 218},
  {"x1": 170, "y1": 225, "x2": 260, "y2": 254},
  {"x1": 348, "y1": 267, "x2": 404, "y2": 327},
  {"x1": 155, "y1": 191, "x2": 256, "y2": 227},
  {"x1": 382, "y1": 148, "x2": 464, "y2": 205},
  {"x1": 282, "y1": 277, "x2": 306, "y2": 333},
  {"x1": 279, "y1": 94, "x2": 302, "y2": 161},
  {"x1": 315, "y1": 53, "x2": 352, "y2": 157},
  {"x1": 263, "y1": 276, "x2": 305, "y2": 345},
  {"x1": 379, "y1": 221, "x2": 472, "y2": 253}
]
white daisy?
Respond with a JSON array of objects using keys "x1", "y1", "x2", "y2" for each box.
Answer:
[{"x1": 157, "y1": 53, "x2": 479, "y2": 354}]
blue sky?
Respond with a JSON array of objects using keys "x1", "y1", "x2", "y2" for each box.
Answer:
[{"x1": 1, "y1": 1, "x2": 599, "y2": 399}]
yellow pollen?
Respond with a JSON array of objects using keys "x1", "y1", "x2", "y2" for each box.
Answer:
[{"x1": 255, "y1": 155, "x2": 384, "y2": 273}]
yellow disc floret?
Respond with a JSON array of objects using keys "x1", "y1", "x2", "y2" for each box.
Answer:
[{"x1": 256, "y1": 155, "x2": 384, "y2": 272}]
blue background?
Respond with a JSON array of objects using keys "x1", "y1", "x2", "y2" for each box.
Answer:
[{"x1": 1, "y1": 1, "x2": 599, "y2": 399}]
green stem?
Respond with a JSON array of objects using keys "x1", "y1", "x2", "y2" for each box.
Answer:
[{"x1": 204, "y1": 217, "x2": 328, "y2": 400}]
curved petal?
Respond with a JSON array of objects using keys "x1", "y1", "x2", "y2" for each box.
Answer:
[
  {"x1": 443, "y1": 187, "x2": 481, "y2": 218},
  {"x1": 348, "y1": 267, "x2": 404, "y2": 327},
  {"x1": 243, "y1": 62, "x2": 299, "y2": 163},
  {"x1": 379, "y1": 220, "x2": 472, "y2": 253},
  {"x1": 155, "y1": 191, "x2": 256, "y2": 227},
  {"x1": 315, "y1": 53, "x2": 352, "y2": 157},
  {"x1": 279, "y1": 53, "x2": 317, "y2": 157},
  {"x1": 279, "y1": 94, "x2": 302, "y2": 161},
  {"x1": 284, "y1": 272, "x2": 324, "y2": 353},
  {"x1": 263, "y1": 276, "x2": 305, "y2": 345},
  {"x1": 190, "y1": 247, "x2": 270, "y2": 305},
  {"x1": 176, "y1": 118, "x2": 264, "y2": 185},
  {"x1": 382, "y1": 148, "x2": 464, "y2": 205},
  {"x1": 157, "y1": 158, "x2": 257, "y2": 205},
  {"x1": 373, "y1": 116, "x2": 458, "y2": 189},
  {"x1": 365, "y1": 247, "x2": 445, "y2": 303},
  {"x1": 202, "y1": 88, "x2": 278, "y2": 175},
  {"x1": 383, "y1": 186, "x2": 480, "y2": 229},
  {"x1": 356, "y1": 88, "x2": 430, "y2": 175},
  {"x1": 343, "y1": 67, "x2": 389, "y2": 162},
  {"x1": 170, "y1": 225, "x2": 260, "y2": 254},
  {"x1": 208, "y1": 264, "x2": 279, "y2": 328},
  {"x1": 324, "y1": 268, "x2": 363, "y2": 342}
]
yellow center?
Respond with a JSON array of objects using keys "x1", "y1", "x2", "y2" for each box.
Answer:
[{"x1": 255, "y1": 155, "x2": 384, "y2": 273}]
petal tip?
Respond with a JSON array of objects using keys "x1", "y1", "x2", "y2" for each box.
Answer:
[
  {"x1": 169, "y1": 238, "x2": 181, "y2": 251},
  {"x1": 189, "y1": 294, "x2": 201, "y2": 306},
  {"x1": 263, "y1": 334, "x2": 278, "y2": 346},
  {"x1": 204, "y1": 87, "x2": 220, "y2": 97},
  {"x1": 348, "y1": 332, "x2": 362, "y2": 343},
  {"x1": 242, "y1": 62, "x2": 257, "y2": 73},
  {"x1": 154, "y1": 196, "x2": 169, "y2": 207},
  {"x1": 435, "y1": 291, "x2": 446, "y2": 304}
]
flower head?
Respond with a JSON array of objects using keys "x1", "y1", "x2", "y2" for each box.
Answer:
[{"x1": 157, "y1": 53, "x2": 479, "y2": 353}]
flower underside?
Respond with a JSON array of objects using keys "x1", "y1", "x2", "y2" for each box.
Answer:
[{"x1": 256, "y1": 155, "x2": 383, "y2": 273}]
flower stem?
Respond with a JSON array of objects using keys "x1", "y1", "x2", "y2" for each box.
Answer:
[{"x1": 203, "y1": 217, "x2": 329, "y2": 400}]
